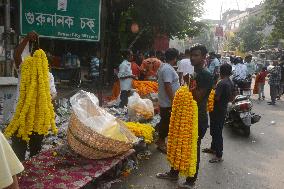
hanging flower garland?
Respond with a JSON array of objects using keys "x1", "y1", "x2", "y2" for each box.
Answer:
[
  {"x1": 124, "y1": 122, "x2": 155, "y2": 144},
  {"x1": 167, "y1": 86, "x2": 198, "y2": 177},
  {"x1": 207, "y1": 89, "x2": 215, "y2": 112},
  {"x1": 5, "y1": 49, "x2": 57, "y2": 142},
  {"x1": 132, "y1": 80, "x2": 158, "y2": 96}
]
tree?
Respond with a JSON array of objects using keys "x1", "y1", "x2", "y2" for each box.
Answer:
[
  {"x1": 263, "y1": 0, "x2": 284, "y2": 42},
  {"x1": 103, "y1": 0, "x2": 205, "y2": 81},
  {"x1": 236, "y1": 16, "x2": 264, "y2": 52}
]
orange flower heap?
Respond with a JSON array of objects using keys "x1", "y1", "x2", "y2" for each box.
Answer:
[
  {"x1": 207, "y1": 89, "x2": 215, "y2": 112},
  {"x1": 167, "y1": 86, "x2": 198, "y2": 177},
  {"x1": 132, "y1": 80, "x2": 158, "y2": 96}
]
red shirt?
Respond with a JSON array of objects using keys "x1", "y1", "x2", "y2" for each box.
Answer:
[
  {"x1": 258, "y1": 71, "x2": 268, "y2": 83},
  {"x1": 131, "y1": 62, "x2": 140, "y2": 78}
]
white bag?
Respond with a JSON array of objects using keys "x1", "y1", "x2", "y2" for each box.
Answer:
[{"x1": 128, "y1": 92, "x2": 154, "y2": 121}]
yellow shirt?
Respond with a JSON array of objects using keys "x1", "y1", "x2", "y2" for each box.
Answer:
[{"x1": 0, "y1": 131, "x2": 24, "y2": 188}]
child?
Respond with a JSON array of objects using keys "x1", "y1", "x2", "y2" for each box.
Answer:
[
  {"x1": 257, "y1": 67, "x2": 268, "y2": 100},
  {"x1": 203, "y1": 63, "x2": 234, "y2": 163}
]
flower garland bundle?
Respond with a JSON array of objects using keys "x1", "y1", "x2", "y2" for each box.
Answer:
[
  {"x1": 5, "y1": 49, "x2": 57, "y2": 142},
  {"x1": 124, "y1": 122, "x2": 155, "y2": 144},
  {"x1": 207, "y1": 89, "x2": 215, "y2": 112},
  {"x1": 167, "y1": 86, "x2": 198, "y2": 177},
  {"x1": 132, "y1": 80, "x2": 158, "y2": 96}
]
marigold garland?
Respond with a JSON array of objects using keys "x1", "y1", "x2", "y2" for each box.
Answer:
[
  {"x1": 132, "y1": 80, "x2": 158, "y2": 96},
  {"x1": 167, "y1": 86, "x2": 198, "y2": 177},
  {"x1": 207, "y1": 89, "x2": 215, "y2": 112},
  {"x1": 4, "y1": 49, "x2": 57, "y2": 142},
  {"x1": 124, "y1": 122, "x2": 155, "y2": 144}
]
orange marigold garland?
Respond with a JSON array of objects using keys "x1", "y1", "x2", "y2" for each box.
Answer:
[
  {"x1": 167, "y1": 86, "x2": 198, "y2": 177},
  {"x1": 132, "y1": 80, "x2": 158, "y2": 96}
]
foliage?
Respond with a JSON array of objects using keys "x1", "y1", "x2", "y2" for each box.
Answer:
[
  {"x1": 191, "y1": 22, "x2": 215, "y2": 52},
  {"x1": 236, "y1": 16, "x2": 265, "y2": 52},
  {"x1": 132, "y1": 0, "x2": 205, "y2": 39},
  {"x1": 263, "y1": 0, "x2": 284, "y2": 42},
  {"x1": 228, "y1": 35, "x2": 241, "y2": 51}
]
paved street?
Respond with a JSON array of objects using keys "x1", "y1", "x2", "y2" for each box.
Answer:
[{"x1": 113, "y1": 83, "x2": 284, "y2": 189}]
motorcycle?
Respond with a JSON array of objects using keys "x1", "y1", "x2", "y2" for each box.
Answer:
[
  {"x1": 226, "y1": 95, "x2": 261, "y2": 136},
  {"x1": 232, "y1": 76, "x2": 252, "y2": 98}
]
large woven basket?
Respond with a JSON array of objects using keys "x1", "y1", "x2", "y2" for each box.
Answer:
[{"x1": 67, "y1": 113, "x2": 133, "y2": 159}]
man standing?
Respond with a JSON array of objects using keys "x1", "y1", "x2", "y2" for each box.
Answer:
[
  {"x1": 244, "y1": 54, "x2": 256, "y2": 88},
  {"x1": 208, "y1": 52, "x2": 220, "y2": 84},
  {"x1": 140, "y1": 50, "x2": 161, "y2": 81},
  {"x1": 118, "y1": 49, "x2": 134, "y2": 108},
  {"x1": 203, "y1": 64, "x2": 234, "y2": 163},
  {"x1": 268, "y1": 60, "x2": 281, "y2": 105},
  {"x1": 177, "y1": 49, "x2": 194, "y2": 86},
  {"x1": 156, "y1": 48, "x2": 180, "y2": 153},
  {"x1": 156, "y1": 44, "x2": 213, "y2": 188},
  {"x1": 278, "y1": 56, "x2": 284, "y2": 97}
]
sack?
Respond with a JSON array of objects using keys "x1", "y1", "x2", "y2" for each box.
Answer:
[{"x1": 128, "y1": 92, "x2": 154, "y2": 121}]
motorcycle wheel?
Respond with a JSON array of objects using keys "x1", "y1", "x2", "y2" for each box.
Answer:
[{"x1": 243, "y1": 127, "x2": 250, "y2": 137}]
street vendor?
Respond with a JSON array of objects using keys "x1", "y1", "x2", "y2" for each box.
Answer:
[
  {"x1": 156, "y1": 44, "x2": 213, "y2": 188},
  {"x1": 156, "y1": 48, "x2": 180, "y2": 153},
  {"x1": 9, "y1": 31, "x2": 57, "y2": 161},
  {"x1": 118, "y1": 49, "x2": 134, "y2": 108},
  {"x1": 140, "y1": 50, "x2": 161, "y2": 81}
]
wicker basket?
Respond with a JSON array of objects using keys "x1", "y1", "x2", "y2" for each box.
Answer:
[{"x1": 67, "y1": 113, "x2": 133, "y2": 159}]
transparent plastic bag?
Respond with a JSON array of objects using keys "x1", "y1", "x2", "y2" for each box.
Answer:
[
  {"x1": 70, "y1": 90, "x2": 137, "y2": 143},
  {"x1": 128, "y1": 92, "x2": 154, "y2": 121}
]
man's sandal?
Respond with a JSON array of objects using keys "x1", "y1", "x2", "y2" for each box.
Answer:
[
  {"x1": 202, "y1": 148, "x2": 216, "y2": 154},
  {"x1": 156, "y1": 172, "x2": 178, "y2": 181},
  {"x1": 209, "y1": 158, "x2": 224, "y2": 163}
]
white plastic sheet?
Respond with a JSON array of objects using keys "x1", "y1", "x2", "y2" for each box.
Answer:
[{"x1": 70, "y1": 90, "x2": 137, "y2": 142}]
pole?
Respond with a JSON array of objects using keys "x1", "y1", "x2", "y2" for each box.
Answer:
[
  {"x1": 98, "y1": 0, "x2": 107, "y2": 106},
  {"x1": 4, "y1": 0, "x2": 11, "y2": 76}
]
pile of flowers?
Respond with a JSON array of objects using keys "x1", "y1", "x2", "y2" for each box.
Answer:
[
  {"x1": 132, "y1": 80, "x2": 158, "y2": 96},
  {"x1": 207, "y1": 89, "x2": 215, "y2": 112},
  {"x1": 5, "y1": 49, "x2": 57, "y2": 142},
  {"x1": 167, "y1": 86, "x2": 198, "y2": 177},
  {"x1": 124, "y1": 122, "x2": 155, "y2": 144}
]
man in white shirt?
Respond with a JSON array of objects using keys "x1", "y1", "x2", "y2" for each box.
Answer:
[
  {"x1": 118, "y1": 49, "x2": 134, "y2": 108},
  {"x1": 177, "y1": 49, "x2": 194, "y2": 85},
  {"x1": 0, "y1": 131, "x2": 24, "y2": 189}
]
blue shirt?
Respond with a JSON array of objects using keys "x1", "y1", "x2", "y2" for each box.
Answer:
[
  {"x1": 90, "y1": 57, "x2": 100, "y2": 77},
  {"x1": 208, "y1": 58, "x2": 220, "y2": 74}
]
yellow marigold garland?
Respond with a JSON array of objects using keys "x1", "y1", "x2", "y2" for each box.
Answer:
[
  {"x1": 207, "y1": 89, "x2": 215, "y2": 112},
  {"x1": 124, "y1": 122, "x2": 155, "y2": 144},
  {"x1": 5, "y1": 49, "x2": 57, "y2": 142},
  {"x1": 167, "y1": 86, "x2": 198, "y2": 177}
]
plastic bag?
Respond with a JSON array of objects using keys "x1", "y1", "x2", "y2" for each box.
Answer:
[
  {"x1": 70, "y1": 90, "x2": 137, "y2": 143},
  {"x1": 128, "y1": 92, "x2": 154, "y2": 121}
]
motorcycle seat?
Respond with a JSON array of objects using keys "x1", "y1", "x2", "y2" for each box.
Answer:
[{"x1": 234, "y1": 95, "x2": 249, "y2": 102}]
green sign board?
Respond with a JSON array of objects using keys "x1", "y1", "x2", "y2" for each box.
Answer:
[{"x1": 20, "y1": 0, "x2": 101, "y2": 42}]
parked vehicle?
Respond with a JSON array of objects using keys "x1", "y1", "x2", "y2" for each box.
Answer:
[{"x1": 226, "y1": 95, "x2": 261, "y2": 136}]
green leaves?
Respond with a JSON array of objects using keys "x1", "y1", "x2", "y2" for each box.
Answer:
[
  {"x1": 263, "y1": 0, "x2": 284, "y2": 42},
  {"x1": 128, "y1": 0, "x2": 205, "y2": 38}
]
